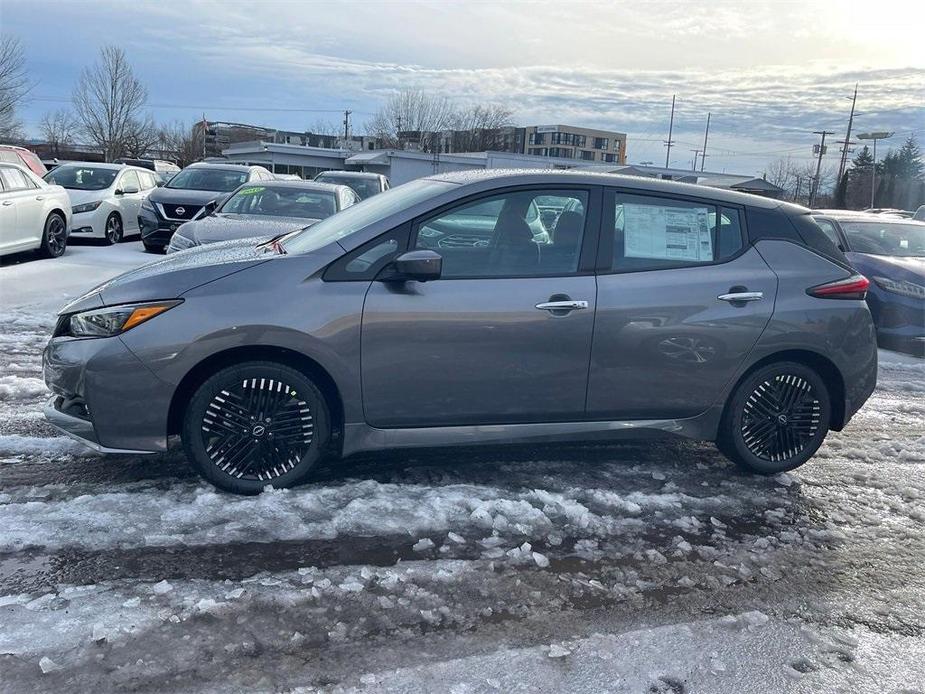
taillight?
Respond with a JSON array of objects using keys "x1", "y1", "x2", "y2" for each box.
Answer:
[{"x1": 807, "y1": 274, "x2": 869, "y2": 300}]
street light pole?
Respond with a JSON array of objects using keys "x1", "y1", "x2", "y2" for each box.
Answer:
[{"x1": 857, "y1": 131, "x2": 894, "y2": 209}]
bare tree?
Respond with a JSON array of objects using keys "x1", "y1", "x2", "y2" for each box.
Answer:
[
  {"x1": 155, "y1": 120, "x2": 199, "y2": 167},
  {"x1": 447, "y1": 104, "x2": 514, "y2": 152},
  {"x1": 121, "y1": 115, "x2": 160, "y2": 158},
  {"x1": 73, "y1": 46, "x2": 149, "y2": 161},
  {"x1": 0, "y1": 35, "x2": 30, "y2": 140},
  {"x1": 39, "y1": 109, "x2": 79, "y2": 155},
  {"x1": 367, "y1": 89, "x2": 456, "y2": 151},
  {"x1": 307, "y1": 118, "x2": 339, "y2": 137}
]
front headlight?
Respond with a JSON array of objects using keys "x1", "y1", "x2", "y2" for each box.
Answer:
[
  {"x1": 72, "y1": 200, "x2": 102, "y2": 214},
  {"x1": 166, "y1": 232, "x2": 195, "y2": 254},
  {"x1": 65, "y1": 300, "x2": 182, "y2": 338},
  {"x1": 872, "y1": 276, "x2": 925, "y2": 299}
]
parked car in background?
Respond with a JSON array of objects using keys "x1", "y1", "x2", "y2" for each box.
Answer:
[
  {"x1": 139, "y1": 163, "x2": 274, "y2": 252},
  {"x1": 0, "y1": 162, "x2": 70, "y2": 258},
  {"x1": 44, "y1": 170, "x2": 877, "y2": 494},
  {"x1": 314, "y1": 170, "x2": 389, "y2": 199},
  {"x1": 813, "y1": 211, "x2": 924, "y2": 356},
  {"x1": 166, "y1": 181, "x2": 358, "y2": 253},
  {"x1": 44, "y1": 163, "x2": 158, "y2": 244},
  {"x1": 0, "y1": 144, "x2": 47, "y2": 177},
  {"x1": 863, "y1": 208, "x2": 913, "y2": 218},
  {"x1": 114, "y1": 157, "x2": 181, "y2": 182}
]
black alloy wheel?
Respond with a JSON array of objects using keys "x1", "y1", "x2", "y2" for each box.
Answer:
[
  {"x1": 40, "y1": 213, "x2": 68, "y2": 258},
  {"x1": 719, "y1": 361, "x2": 831, "y2": 474},
  {"x1": 183, "y1": 362, "x2": 330, "y2": 493}
]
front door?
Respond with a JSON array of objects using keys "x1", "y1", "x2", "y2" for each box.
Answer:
[
  {"x1": 361, "y1": 186, "x2": 600, "y2": 428},
  {"x1": 117, "y1": 170, "x2": 143, "y2": 232},
  {"x1": 587, "y1": 190, "x2": 777, "y2": 420}
]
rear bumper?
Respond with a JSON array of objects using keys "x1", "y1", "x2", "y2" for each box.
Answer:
[{"x1": 877, "y1": 330, "x2": 925, "y2": 358}]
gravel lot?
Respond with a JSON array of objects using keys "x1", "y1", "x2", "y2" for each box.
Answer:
[{"x1": 1, "y1": 243, "x2": 923, "y2": 693}]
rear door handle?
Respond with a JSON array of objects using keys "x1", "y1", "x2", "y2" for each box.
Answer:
[
  {"x1": 717, "y1": 291, "x2": 763, "y2": 302},
  {"x1": 535, "y1": 300, "x2": 589, "y2": 311},
  {"x1": 1, "y1": 200, "x2": 13, "y2": 206}
]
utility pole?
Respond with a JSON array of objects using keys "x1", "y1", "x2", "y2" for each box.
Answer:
[
  {"x1": 690, "y1": 149, "x2": 702, "y2": 171},
  {"x1": 809, "y1": 130, "x2": 834, "y2": 208},
  {"x1": 664, "y1": 95, "x2": 676, "y2": 168},
  {"x1": 396, "y1": 115, "x2": 402, "y2": 149},
  {"x1": 700, "y1": 112, "x2": 711, "y2": 172},
  {"x1": 343, "y1": 110, "x2": 352, "y2": 143},
  {"x1": 837, "y1": 83, "x2": 858, "y2": 182}
]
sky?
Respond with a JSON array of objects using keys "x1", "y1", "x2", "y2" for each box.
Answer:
[{"x1": 3, "y1": 0, "x2": 923, "y2": 176}]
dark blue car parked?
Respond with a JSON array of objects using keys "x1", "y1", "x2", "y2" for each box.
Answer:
[{"x1": 814, "y1": 212, "x2": 925, "y2": 357}]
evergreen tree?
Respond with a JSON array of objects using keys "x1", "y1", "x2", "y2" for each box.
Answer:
[
  {"x1": 851, "y1": 145, "x2": 874, "y2": 170},
  {"x1": 896, "y1": 134, "x2": 923, "y2": 180},
  {"x1": 834, "y1": 171, "x2": 849, "y2": 208}
]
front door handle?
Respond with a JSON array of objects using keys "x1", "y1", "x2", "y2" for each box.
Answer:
[
  {"x1": 35, "y1": 195, "x2": 45, "y2": 201},
  {"x1": 535, "y1": 300, "x2": 589, "y2": 311},
  {"x1": 717, "y1": 291, "x2": 763, "y2": 302}
]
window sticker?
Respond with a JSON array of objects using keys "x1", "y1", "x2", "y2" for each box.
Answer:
[
  {"x1": 623, "y1": 204, "x2": 713, "y2": 262},
  {"x1": 237, "y1": 186, "x2": 264, "y2": 196}
]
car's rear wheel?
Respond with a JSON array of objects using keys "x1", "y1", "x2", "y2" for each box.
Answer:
[
  {"x1": 718, "y1": 361, "x2": 831, "y2": 474},
  {"x1": 142, "y1": 241, "x2": 162, "y2": 253},
  {"x1": 182, "y1": 361, "x2": 330, "y2": 494},
  {"x1": 104, "y1": 213, "x2": 123, "y2": 244},
  {"x1": 40, "y1": 212, "x2": 68, "y2": 258}
]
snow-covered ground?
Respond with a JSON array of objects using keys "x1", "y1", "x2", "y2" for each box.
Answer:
[{"x1": 1, "y1": 243, "x2": 924, "y2": 693}]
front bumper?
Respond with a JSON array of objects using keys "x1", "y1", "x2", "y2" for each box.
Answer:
[
  {"x1": 139, "y1": 207, "x2": 181, "y2": 247},
  {"x1": 43, "y1": 334, "x2": 173, "y2": 453},
  {"x1": 70, "y1": 209, "x2": 105, "y2": 237},
  {"x1": 44, "y1": 396, "x2": 155, "y2": 454}
]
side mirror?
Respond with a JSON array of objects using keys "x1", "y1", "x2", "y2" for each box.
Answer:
[
  {"x1": 121, "y1": 185, "x2": 140, "y2": 195},
  {"x1": 386, "y1": 250, "x2": 442, "y2": 282},
  {"x1": 202, "y1": 199, "x2": 220, "y2": 217}
]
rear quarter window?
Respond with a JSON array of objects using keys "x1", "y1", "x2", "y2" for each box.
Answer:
[{"x1": 789, "y1": 213, "x2": 850, "y2": 267}]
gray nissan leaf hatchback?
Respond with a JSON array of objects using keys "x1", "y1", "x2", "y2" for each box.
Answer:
[{"x1": 43, "y1": 171, "x2": 878, "y2": 494}]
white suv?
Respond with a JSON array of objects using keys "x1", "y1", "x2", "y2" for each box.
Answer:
[
  {"x1": 43, "y1": 163, "x2": 158, "y2": 244},
  {"x1": 0, "y1": 162, "x2": 71, "y2": 258}
]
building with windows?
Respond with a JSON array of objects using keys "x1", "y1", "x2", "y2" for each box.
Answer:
[
  {"x1": 191, "y1": 121, "x2": 375, "y2": 159},
  {"x1": 524, "y1": 125, "x2": 627, "y2": 164}
]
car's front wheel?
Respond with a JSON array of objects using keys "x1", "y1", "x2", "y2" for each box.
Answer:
[
  {"x1": 718, "y1": 361, "x2": 831, "y2": 474},
  {"x1": 181, "y1": 361, "x2": 331, "y2": 494},
  {"x1": 104, "y1": 213, "x2": 123, "y2": 244}
]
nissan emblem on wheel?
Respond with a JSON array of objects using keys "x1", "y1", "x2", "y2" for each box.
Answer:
[{"x1": 43, "y1": 170, "x2": 878, "y2": 495}]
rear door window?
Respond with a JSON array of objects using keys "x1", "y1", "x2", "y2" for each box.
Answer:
[{"x1": 608, "y1": 192, "x2": 743, "y2": 272}]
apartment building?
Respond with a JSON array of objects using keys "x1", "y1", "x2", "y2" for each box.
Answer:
[{"x1": 524, "y1": 124, "x2": 627, "y2": 164}]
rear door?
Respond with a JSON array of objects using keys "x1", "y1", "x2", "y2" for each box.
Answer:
[
  {"x1": 587, "y1": 190, "x2": 777, "y2": 420},
  {"x1": 360, "y1": 186, "x2": 601, "y2": 428},
  {"x1": 0, "y1": 169, "x2": 19, "y2": 253},
  {"x1": 0, "y1": 166, "x2": 43, "y2": 249}
]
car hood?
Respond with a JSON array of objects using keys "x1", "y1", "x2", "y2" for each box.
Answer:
[
  {"x1": 847, "y1": 252, "x2": 925, "y2": 283},
  {"x1": 65, "y1": 188, "x2": 109, "y2": 205},
  {"x1": 60, "y1": 238, "x2": 280, "y2": 313},
  {"x1": 147, "y1": 187, "x2": 227, "y2": 206},
  {"x1": 178, "y1": 214, "x2": 319, "y2": 245}
]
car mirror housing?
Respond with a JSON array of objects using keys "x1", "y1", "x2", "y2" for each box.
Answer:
[
  {"x1": 202, "y1": 199, "x2": 220, "y2": 217},
  {"x1": 385, "y1": 250, "x2": 442, "y2": 282},
  {"x1": 121, "y1": 185, "x2": 140, "y2": 195}
]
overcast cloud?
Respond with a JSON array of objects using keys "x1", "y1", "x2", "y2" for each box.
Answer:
[{"x1": 4, "y1": 0, "x2": 923, "y2": 174}]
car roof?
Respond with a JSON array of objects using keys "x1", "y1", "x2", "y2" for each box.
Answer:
[
  {"x1": 814, "y1": 210, "x2": 925, "y2": 224},
  {"x1": 317, "y1": 170, "x2": 382, "y2": 179},
  {"x1": 425, "y1": 169, "x2": 787, "y2": 210},
  {"x1": 186, "y1": 162, "x2": 267, "y2": 172},
  {"x1": 51, "y1": 161, "x2": 148, "y2": 172},
  {"x1": 240, "y1": 180, "x2": 344, "y2": 193}
]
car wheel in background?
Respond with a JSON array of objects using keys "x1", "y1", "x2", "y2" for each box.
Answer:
[
  {"x1": 142, "y1": 241, "x2": 162, "y2": 253},
  {"x1": 104, "y1": 213, "x2": 123, "y2": 245},
  {"x1": 39, "y1": 212, "x2": 68, "y2": 258},
  {"x1": 718, "y1": 361, "x2": 831, "y2": 474},
  {"x1": 181, "y1": 361, "x2": 331, "y2": 494}
]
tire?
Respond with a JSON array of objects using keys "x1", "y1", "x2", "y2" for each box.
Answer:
[
  {"x1": 104, "y1": 213, "x2": 123, "y2": 245},
  {"x1": 181, "y1": 361, "x2": 331, "y2": 494},
  {"x1": 717, "y1": 361, "x2": 831, "y2": 475},
  {"x1": 39, "y1": 213, "x2": 68, "y2": 258},
  {"x1": 143, "y1": 241, "x2": 162, "y2": 253}
]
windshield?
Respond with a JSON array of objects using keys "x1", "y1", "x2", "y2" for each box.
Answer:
[
  {"x1": 44, "y1": 166, "x2": 118, "y2": 191},
  {"x1": 220, "y1": 185, "x2": 336, "y2": 219},
  {"x1": 316, "y1": 174, "x2": 380, "y2": 199},
  {"x1": 167, "y1": 167, "x2": 249, "y2": 192},
  {"x1": 283, "y1": 179, "x2": 455, "y2": 254},
  {"x1": 840, "y1": 221, "x2": 925, "y2": 257}
]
